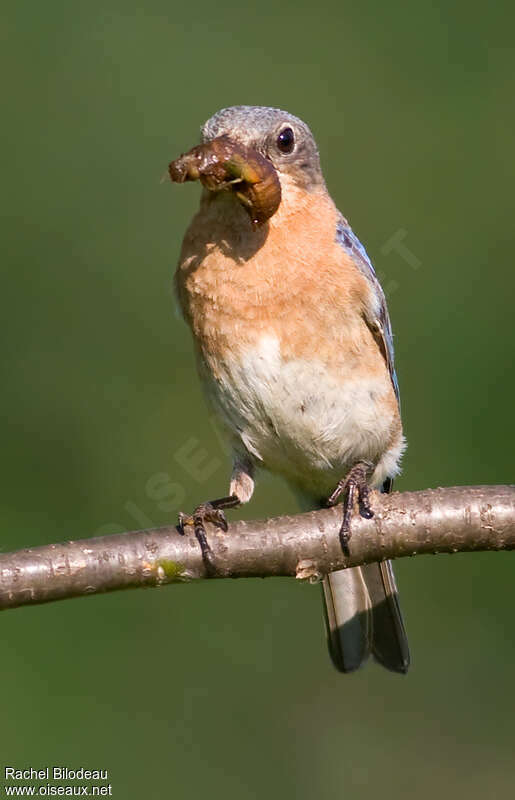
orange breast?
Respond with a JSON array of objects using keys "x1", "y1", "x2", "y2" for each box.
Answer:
[{"x1": 175, "y1": 178, "x2": 389, "y2": 387}]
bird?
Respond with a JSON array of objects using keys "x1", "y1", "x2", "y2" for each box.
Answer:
[{"x1": 171, "y1": 105, "x2": 410, "y2": 673}]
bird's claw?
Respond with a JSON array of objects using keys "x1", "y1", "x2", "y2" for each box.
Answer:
[
  {"x1": 177, "y1": 495, "x2": 240, "y2": 576},
  {"x1": 327, "y1": 461, "x2": 374, "y2": 554},
  {"x1": 178, "y1": 502, "x2": 229, "y2": 535}
]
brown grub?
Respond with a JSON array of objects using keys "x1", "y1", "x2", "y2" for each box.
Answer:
[{"x1": 169, "y1": 135, "x2": 281, "y2": 225}]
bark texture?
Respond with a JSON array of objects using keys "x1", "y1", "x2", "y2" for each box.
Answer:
[{"x1": 0, "y1": 485, "x2": 513, "y2": 611}]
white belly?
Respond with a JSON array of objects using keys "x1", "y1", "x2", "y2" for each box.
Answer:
[{"x1": 204, "y1": 335, "x2": 402, "y2": 497}]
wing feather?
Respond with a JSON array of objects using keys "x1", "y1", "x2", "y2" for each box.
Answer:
[{"x1": 335, "y1": 216, "x2": 400, "y2": 404}]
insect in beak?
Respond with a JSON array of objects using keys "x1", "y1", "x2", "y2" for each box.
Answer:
[{"x1": 168, "y1": 135, "x2": 282, "y2": 226}]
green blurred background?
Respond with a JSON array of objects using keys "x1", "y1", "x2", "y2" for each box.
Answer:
[{"x1": 1, "y1": 0, "x2": 514, "y2": 797}]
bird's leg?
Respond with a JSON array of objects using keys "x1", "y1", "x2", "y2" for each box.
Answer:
[
  {"x1": 178, "y1": 460, "x2": 254, "y2": 576},
  {"x1": 327, "y1": 461, "x2": 375, "y2": 554},
  {"x1": 178, "y1": 495, "x2": 240, "y2": 576}
]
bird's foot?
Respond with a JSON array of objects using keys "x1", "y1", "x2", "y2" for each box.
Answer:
[
  {"x1": 178, "y1": 495, "x2": 240, "y2": 576},
  {"x1": 327, "y1": 461, "x2": 374, "y2": 554}
]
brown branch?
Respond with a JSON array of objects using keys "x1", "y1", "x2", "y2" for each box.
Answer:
[{"x1": 0, "y1": 485, "x2": 513, "y2": 611}]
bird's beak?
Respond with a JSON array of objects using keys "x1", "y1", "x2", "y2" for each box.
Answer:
[{"x1": 168, "y1": 135, "x2": 281, "y2": 226}]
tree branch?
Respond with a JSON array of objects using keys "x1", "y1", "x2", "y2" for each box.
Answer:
[{"x1": 1, "y1": 485, "x2": 513, "y2": 611}]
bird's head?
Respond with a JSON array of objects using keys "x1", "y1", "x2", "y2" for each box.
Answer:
[
  {"x1": 169, "y1": 106, "x2": 325, "y2": 227},
  {"x1": 201, "y1": 105, "x2": 324, "y2": 192}
]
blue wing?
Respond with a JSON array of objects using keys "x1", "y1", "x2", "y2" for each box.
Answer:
[{"x1": 335, "y1": 216, "x2": 400, "y2": 404}]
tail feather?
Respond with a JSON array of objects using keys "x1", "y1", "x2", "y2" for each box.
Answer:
[
  {"x1": 362, "y1": 561, "x2": 410, "y2": 673},
  {"x1": 322, "y1": 561, "x2": 410, "y2": 674},
  {"x1": 322, "y1": 567, "x2": 371, "y2": 672}
]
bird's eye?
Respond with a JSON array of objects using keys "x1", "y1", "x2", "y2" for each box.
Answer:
[{"x1": 276, "y1": 127, "x2": 295, "y2": 154}]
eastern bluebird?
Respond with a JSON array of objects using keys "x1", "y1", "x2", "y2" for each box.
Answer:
[{"x1": 171, "y1": 105, "x2": 409, "y2": 673}]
